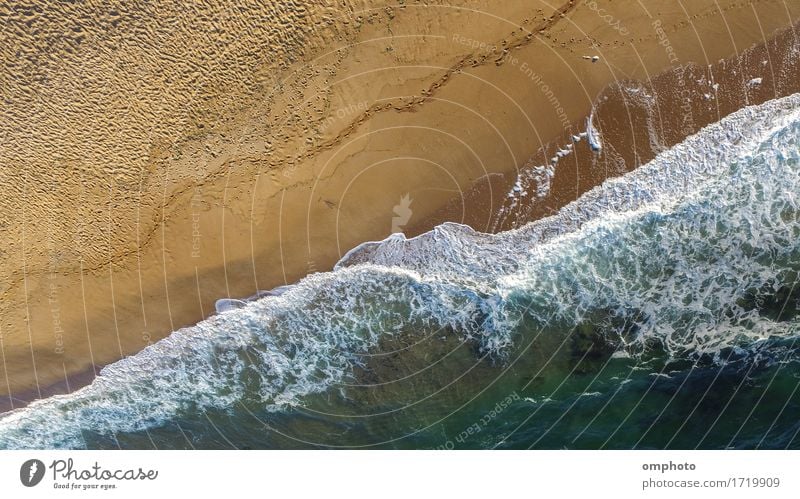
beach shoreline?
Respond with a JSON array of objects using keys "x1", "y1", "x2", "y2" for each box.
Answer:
[{"x1": 2, "y1": 0, "x2": 800, "y2": 408}]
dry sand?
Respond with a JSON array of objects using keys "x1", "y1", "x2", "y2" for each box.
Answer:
[{"x1": 1, "y1": 0, "x2": 799, "y2": 407}]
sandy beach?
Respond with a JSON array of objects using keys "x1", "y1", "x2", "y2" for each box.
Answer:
[{"x1": 2, "y1": 0, "x2": 800, "y2": 407}]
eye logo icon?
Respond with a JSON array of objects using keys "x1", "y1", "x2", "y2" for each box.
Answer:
[{"x1": 20, "y1": 459, "x2": 45, "y2": 487}]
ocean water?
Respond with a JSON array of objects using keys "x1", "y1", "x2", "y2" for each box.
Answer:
[{"x1": 2, "y1": 93, "x2": 800, "y2": 449}]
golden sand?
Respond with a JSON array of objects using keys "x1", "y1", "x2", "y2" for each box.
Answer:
[{"x1": 1, "y1": 0, "x2": 799, "y2": 404}]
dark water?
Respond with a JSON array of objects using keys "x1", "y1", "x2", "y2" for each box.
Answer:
[{"x1": 87, "y1": 338, "x2": 800, "y2": 450}]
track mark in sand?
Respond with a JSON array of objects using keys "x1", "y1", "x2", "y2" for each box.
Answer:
[
  {"x1": 0, "y1": 1, "x2": 581, "y2": 296},
  {"x1": 297, "y1": 0, "x2": 581, "y2": 163}
]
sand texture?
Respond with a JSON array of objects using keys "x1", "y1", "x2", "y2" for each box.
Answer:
[{"x1": 1, "y1": 0, "x2": 799, "y2": 403}]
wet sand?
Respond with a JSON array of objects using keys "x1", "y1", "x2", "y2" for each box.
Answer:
[
  {"x1": 419, "y1": 16, "x2": 800, "y2": 235},
  {"x1": 1, "y1": 0, "x2": 800, "y2": 409}
]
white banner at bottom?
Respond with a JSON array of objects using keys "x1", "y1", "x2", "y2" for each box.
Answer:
[{"x1": 0, "y1": 451, "x2": 796, "y2": 498}]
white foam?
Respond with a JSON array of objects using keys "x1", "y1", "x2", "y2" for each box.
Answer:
[{"x1": 586, "y1": 108, "x2": 603, "y2": 152}]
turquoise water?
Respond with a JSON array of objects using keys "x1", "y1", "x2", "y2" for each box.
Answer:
[{"x1": 1, "y1": 93, "x2": 800, "y2": 449}]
